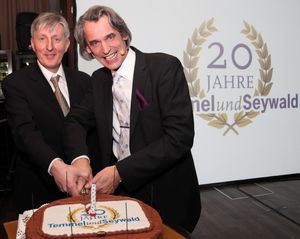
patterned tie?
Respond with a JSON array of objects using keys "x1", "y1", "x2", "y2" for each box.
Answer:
[
  {"x1": 50, "y1": 75, "x2": 69, "y2": 116},
  {"x1": 112, "y1": 73, "x2": 131, "y2": 160}
]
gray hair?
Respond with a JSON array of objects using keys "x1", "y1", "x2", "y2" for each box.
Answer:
[
  {"x1": 74, "y1": 5, "x2": 132, "y2": 61},
  {"x1": 31, "y1": 12, "x2": 70, "y2": 38}
]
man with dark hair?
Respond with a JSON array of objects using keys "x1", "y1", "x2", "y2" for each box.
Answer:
[{"x1": 64, "y1": 5, "x2": 201, "y2": 232}]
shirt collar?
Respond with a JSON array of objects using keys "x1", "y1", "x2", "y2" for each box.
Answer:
[
  {"x1": 114, "y1": 48, "x2": 136, "y2": 81},
  {"x1": 37, "y1": 60, "x2": 65, "y2": 82}
]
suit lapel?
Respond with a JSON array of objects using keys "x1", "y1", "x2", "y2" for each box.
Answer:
[
  {"x1": 64, "y1": 67, "x2": 75, "y2": 106},
  {"x1": 130, "y1": 48, "x2": 148, "y2": 135},
  {"x1": 30, "y1": 64, "x2": 63, "y2": 116},
  {"x1": 94, "y1": 69, "x2": 114, "y2": 149},
  {"x1": 64, "y1": 67, "x2": 81, "y2": 107},
  {"x1": 98, "y1": 71, "x2": 114, "y2": 165},
  {"x1": 99, "y1": 49, "x2": 148, "y2": 152},
  {"x1": 103, "y1": 73, "x2": 113, "y2": 135}
]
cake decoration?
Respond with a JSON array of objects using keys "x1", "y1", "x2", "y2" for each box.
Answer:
[
  {"x1": 25, "y1": 194, "x2": 163, "y2": 239},
  {"x1": 89, "y1": 184, "x2": 96, "y2": 216}
]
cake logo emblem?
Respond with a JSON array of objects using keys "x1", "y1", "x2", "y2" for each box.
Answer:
[
  {"x1": 68, "y1": 205, "x2": 119, "y2": 229},
  {"x1": 183, "y1": 19, "x2": 275, "y2": 135}
]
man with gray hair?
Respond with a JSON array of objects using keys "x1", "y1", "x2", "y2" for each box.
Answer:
[
  {"x1": 64, "y1": 5, "x2": 201, "y2": 232},
  {"x1": 2, "y1": 12, "x2": 95, "y2": 213}
]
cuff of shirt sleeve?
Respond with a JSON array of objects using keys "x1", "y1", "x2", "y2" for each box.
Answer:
[
  {"x1": 71, "y1": 155, "x2": 90, "y2": 165},
  {"x1": 48, "y1": 158, "x2": 63, "y2": 176}
]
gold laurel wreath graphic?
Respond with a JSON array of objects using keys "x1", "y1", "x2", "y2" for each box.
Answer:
[
  {"x1": 183, "y1": 18, "x2": 216, "y2": 99},
  {"x1": 241, "y1": 21, "x2": 273, "y2": 97},
  {"x1": 184, "y1": 20, "x2": 272, "y2": 136}
]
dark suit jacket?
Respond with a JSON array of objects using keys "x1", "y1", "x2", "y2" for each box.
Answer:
[
  {"x1": 2, "y1": 63, "x2": 96, "y2": 213},
  {"x1": 64, "y1": 47, "x2": 201, "y2": 232}
]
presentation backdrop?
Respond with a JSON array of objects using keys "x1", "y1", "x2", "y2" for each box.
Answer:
[{"x1": 76, "y1": 0, "x2": 300, "y2": 185}]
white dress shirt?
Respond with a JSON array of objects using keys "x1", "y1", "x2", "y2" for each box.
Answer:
[
  {"x1": 36, "y1": 61, "x2": 74, "y2": 174},
  {"x1": 37, "y1": 60, "x2": 70, "y2": 106},
  {"x1": 112, "y1": 48, "x2": 136, "y2": 159}
]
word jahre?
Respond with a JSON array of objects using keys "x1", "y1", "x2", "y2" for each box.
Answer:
[{"x1": 206, "y1": 74, "x2": 254, "y2": 92}]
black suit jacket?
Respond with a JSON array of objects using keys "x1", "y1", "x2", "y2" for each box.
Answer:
[
  {"x1": 64, "y1": 47, "x2": 201, "y2": 232},
  {"x1": 2, "y1": 63, "x2": 95, "y2": 213}
]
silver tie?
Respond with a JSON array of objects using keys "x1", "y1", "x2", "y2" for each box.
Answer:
[
  {"x1": 112, "y1": 73, "x2": 131, "y2": 160},
  {"x1": 50, "y1": 75, "x2": 69, "y2": 116}
]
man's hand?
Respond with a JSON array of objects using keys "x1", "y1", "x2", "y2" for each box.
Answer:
[
  {"x1": 85, "y1": 165, "x2": 121, "y2": 194},
  {"x1": 72, "y1": 157, "x2": 93, "y2": 195},
  {"x1": 50, "y1": 159, "x2": 92, "y2": 196}
]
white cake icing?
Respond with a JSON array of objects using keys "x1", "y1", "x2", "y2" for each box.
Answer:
[{"x1": 42, "y1": 200, "x2": 151, "y2": 236}]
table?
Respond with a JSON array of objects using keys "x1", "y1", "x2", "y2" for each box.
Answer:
[{"x1": 3, "y1": 220, "x2": 186, "y2": 239}]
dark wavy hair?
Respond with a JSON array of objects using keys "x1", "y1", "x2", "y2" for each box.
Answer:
[{"x1": 75, "y1": 5, "x2": 132, "y2": 60}]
